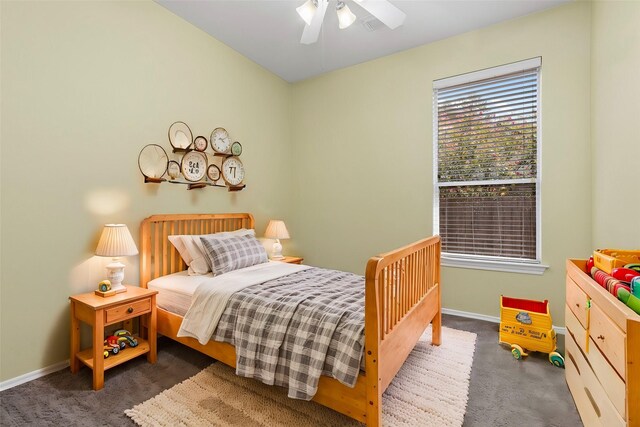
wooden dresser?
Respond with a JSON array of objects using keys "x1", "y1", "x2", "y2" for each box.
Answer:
[{"x1": 565, "y1": 259, "x2": 640, "y2": 427}]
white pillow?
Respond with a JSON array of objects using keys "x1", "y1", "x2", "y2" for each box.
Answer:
[{"x1": 168, "y1": 229, "x2": 256, "y2": 276}]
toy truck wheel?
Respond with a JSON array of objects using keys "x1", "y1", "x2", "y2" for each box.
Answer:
[
  {"x1": 549, "y1": 352, "x2": 565, "y2": 368},
  {"x1": 112, "y1": 346, "x2": 119, "y2": 355},
  {"x1": 511, "y1": 344, "x2": 524, "y2": 360}
]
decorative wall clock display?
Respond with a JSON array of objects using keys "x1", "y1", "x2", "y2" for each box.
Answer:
[
  {"x1": 138, "y1": 144, "x2": 168, "y2": 183},
  {"x1": 181, "y1": 151, "x2": 207, "y2": 182},
  {"x1": 168, "y1": 121, "x2": 193, "y2": 151},
  {"x1": 139, "y1": 122, "x2": 245, "y2": 191},
  {"x1": 222, "y1": 157, "x2": 245, "y2": 186},
  {"x1": 167, "y1": 160, "x2": 180, "y2": 180},
  {"x1": 210, "y1": 127, "x2": 231, "y2": 154},
  {"x1": 231, "y1": 141, "x2": 243, "y2": 157},
  {"x1": 207, "y1": 164, "x2": 221, "y2": 181},
  {"x1": 194, "y1": 136, "x2": 208, "y2": 152}
]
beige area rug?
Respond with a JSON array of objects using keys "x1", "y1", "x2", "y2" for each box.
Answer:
[{"x1": 126, "y1": 326, "x2": 476, "y2": 427}]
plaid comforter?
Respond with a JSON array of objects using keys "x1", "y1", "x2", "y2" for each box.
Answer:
[{"x1": 212, "y1": 267, "x2": 365, "y2": 400}]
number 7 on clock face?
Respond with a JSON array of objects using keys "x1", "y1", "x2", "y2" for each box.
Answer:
[{"x1": 222, "y1": 157, "x2": 244, "y2": 186}]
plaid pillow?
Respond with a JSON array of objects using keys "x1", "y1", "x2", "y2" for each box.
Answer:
[
  {"x1": 200, "y1": 234, "x2": 268, "y2": 275},
  {"x1": 169, "y1": 229, "x2": 256, "y2": 276}
]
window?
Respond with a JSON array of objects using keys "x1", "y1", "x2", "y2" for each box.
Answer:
[{"x1": 433, "y1": 58, "x2": 547, "y2": 274}]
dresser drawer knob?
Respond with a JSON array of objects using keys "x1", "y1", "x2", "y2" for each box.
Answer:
[
  {"x1": 597, "y1": 334, "x2": 605, "y2": 341},
  {"x1": 127, "y1": 307, "x2": 134, "y2": 314}
]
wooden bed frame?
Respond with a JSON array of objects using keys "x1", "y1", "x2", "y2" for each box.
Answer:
[{"x1": 140, "y1": 213, "x2": 441, "y2": 427}]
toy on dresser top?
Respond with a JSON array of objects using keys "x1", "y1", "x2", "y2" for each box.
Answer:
[{"x1": 586, "y1": 249, "x2": 640, "y2": 315}]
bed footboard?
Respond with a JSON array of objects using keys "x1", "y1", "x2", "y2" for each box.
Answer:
[{"x1": 364, "y1": 236, "x2": 441, "y2": 426}]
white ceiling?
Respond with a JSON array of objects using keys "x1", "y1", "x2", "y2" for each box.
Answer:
[{"x1": 156, "y1": 0, "x2": 568, "y2": 83}]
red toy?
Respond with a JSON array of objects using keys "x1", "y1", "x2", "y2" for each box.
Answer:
[
  {"x1": 586, "y1": 256, "x2": 595, "y2": 273},
  {"x1": 612, "y1": 267, "x2": 640, "y2": 283}
]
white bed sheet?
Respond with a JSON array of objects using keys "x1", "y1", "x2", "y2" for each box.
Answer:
[
  {"x1": 147, "y1": 270, "x2": 212, "y2": 316},
  {"x1": 147, "y1": 261, "x2": 309, "y2": 318}
]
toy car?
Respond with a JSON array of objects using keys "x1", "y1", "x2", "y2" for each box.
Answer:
[
  {"x1": 114, "y1": 329, "x2": 138, "y2": 348},
  {"x1": 106, "y1": 335, "x2": 126, "y2": 350},
  {"x1": 499, "y1": 296, "x2": 565, "y2": 368},
  {"x1": 103, "y1": 341, "x2": 120, "y2": 358}
]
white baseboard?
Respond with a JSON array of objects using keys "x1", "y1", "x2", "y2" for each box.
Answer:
[
  {"x1": 0, "y1": 359, "x2": 69, "y2": 391},
  {"x1": 442, "y1": 307, "x2": 566, "y2": 335}
]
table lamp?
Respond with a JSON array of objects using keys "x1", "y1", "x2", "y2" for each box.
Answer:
[
  {"x1": 264, "y1": 220, "x2": 290, "y2": 260},
  {"x1": 95, "y1": 224, "x2": 139, "y2": 293}
]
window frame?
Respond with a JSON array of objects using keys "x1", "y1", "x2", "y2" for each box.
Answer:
[{"x1": 432, "y1": 58, "x2": 548, "y2": 275}]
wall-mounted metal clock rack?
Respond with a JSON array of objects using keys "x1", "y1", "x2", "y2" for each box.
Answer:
[{"x1": 138, "y1": 122, "x2": 246, "y2": 191}]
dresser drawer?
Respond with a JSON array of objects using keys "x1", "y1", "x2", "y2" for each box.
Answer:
[
  {"x1": 566, "y1": 275, "x2": 589, "y2": 328},
  {"x1": 566, "y1": 304, "x2": 626, "y2": 419},
  {"x1": 566, "y1": 304, "x2": 587, "y2": 351},
  {"x1": 105, "y1": 298, "x2": 151, "y2": 324},
  {"x1": 589, "y1": 302, "x2": 626, "y2": 379},
  {"x1": 565, "y1": 332, "x2": 625, "y2": 427}
]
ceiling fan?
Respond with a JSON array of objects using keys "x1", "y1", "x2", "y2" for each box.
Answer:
[{"x1": 296, "y1": 0, "x2": 407, "y2": 45}]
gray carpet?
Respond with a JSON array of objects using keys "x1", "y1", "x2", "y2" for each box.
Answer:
[{"x1": 0, "y1": 315, "x2": 582, "y2": 426}]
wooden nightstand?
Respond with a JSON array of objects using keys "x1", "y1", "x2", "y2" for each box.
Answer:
[
  {"x1": 278, "y1": 256, "x2": 304, "y2": 264},
  {"x1": 69, "y1": 286, "x2": 157, "y2": 390}
]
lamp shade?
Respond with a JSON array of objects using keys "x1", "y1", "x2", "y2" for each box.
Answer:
[
  {"x1": 95, "y1": 224, "x2": 139, "y2": 257},
  {"x1": 264, "y1": 220, "x2": 290, "y2": 240},
  {"x1": 336, "y1": 2, "x2": 356, "y2": 29},
  {"x1": 296, "y1": 0, "x2": 317, "y2": 26}
]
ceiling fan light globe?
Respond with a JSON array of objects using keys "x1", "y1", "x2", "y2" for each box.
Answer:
[
  {"x1": 297, "y1": 0, "x2": 317, "y2": 26},
  {"x1": 337, "y1": 3, "x2": 356, "y2": 29}
]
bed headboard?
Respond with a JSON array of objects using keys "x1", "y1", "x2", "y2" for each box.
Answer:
[{"x1": 140, "y1": 213, "x2": 255, "y2": 287}]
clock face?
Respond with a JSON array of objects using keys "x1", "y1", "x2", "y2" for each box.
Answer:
[
  {"x1": 231, "y1": 141, "x2": 242, "y2": 157},
  {"x1": 167, "y1": 160, "x2": 180, "y2": 180},
  {"x1": 207, "y1": 164, "x2": 221, "y2": 181},
  {"x1": 168, "y1": 122, "x2": 193, "y2": 150},
  {"x1": 210, "y1": 127, "x2": 231, "y2": 153},
  {"x1": 181, "y1": 151, "x2": 207, "y2": 182},
  {"x1": 194, "y1": 136, "x2": 208, "y2": 152},
  {"x1": 138, "y1": 144, "x2": 168, "y2": 179},
  {"x1": 222, "y1": 157, "x2": 245, "y2": 186}
]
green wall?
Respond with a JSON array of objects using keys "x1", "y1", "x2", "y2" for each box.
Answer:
[
  {"x1": 290, "y1": 1, "x2": 593, "y2": 325},
  {"x1": 591, "y1": 0, "x2": 640, "y2": 248},
  {"x1": 2, "y1": 0, "x2": 638, "y2": 383},
  {"x1": 0, "y1": 1, "x2": 292, "y2": 381}
]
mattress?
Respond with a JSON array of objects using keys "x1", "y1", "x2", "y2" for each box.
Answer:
[
  {"x1": 147, "y1": 270, "x2": 212, "y2": 316},
  {"x1": 147, "y1": 261, "x2": 296, "y2": 316}
]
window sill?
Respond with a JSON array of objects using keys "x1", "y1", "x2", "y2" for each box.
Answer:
[{"x1": 442, "y1": 254, "x2": 549, "y2": 275}]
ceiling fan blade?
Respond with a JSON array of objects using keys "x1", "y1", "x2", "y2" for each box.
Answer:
[
  {"x1": 301, "y1": 0, "x2": 328, "y2": 45},
  {"x1": 354, "y1": 0, "x2": 406, "y2": 30}
]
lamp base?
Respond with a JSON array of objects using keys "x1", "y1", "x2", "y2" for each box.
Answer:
[
  {"x1": 270, "y1": 240, "x2": 284, "y2": 260},
  {"x1": 105, "y1": 261, "x2": 127, "y2": 293}
]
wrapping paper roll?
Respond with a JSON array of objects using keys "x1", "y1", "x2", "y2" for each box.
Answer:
[{"x1": 591, "y1": 267, "x2": 629, "y2": 296}]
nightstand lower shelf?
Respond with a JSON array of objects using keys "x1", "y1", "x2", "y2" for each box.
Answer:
[{"x1": 76, "y1": 336, "x2": 150, "y2": 371}]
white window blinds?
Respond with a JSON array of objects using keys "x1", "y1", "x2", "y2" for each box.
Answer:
[{"x1": 434, "y1": 59, "x2": 541, "y2": 261}]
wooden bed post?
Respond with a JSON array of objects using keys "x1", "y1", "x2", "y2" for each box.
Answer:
[
  {"x1": 140, "y1": 219, "x2": 151, "y2": 289},
  {"x1": 431, "y1": 240, "x2": 442, "y2": 346},
  {"x1": 365, "y1": 256, "x2": 383, "y2": 427}
]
